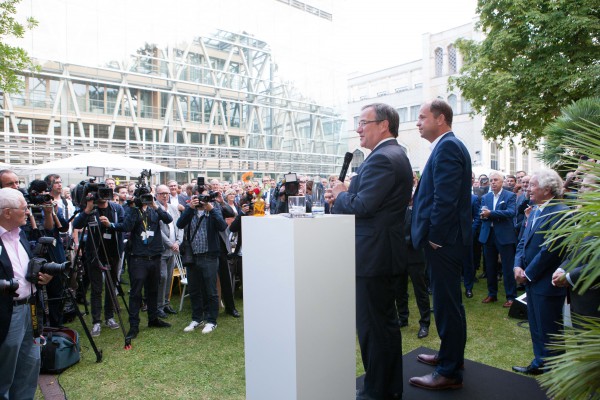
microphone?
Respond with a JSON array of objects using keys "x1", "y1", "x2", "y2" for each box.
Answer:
[{"x1": 338, "y1": 152, "x2": 354, "y2": 183}]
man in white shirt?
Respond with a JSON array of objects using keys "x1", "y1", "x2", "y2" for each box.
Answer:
[{"x1": 0, "y1": 188, "x2": 53, "y2": 399}]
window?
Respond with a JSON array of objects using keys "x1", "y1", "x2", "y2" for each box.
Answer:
[
  {"x1": 448, "y1": 44, "x2": 457, "y2": 75},
  {"x1": 490, "y1": 142, "x2": 499, "y2": 170},
  {"x1": 462, "y1": 98, "x2": 472, "y2": 114},
  {"x1": 434, "y1": 47, "x2": 443, "y2": 77},
  {"x1": 351, "y1": 149, "x2": 365, "y2": 171},
  {"x1": 522, "y1": 151, "x2": 529, "y2": 173},
  {"x1": 397, "y1": 108, "x2": 408, "y2": 123},
  {"x1": 410, "y1": 105, "x2": 420, "y2": 121},
  {"x1": 447, "y1": 94, "x2": 457, "y2": 112},
  {"x1": 510, "y1": 146, "x2": 517, "y2": 174}
]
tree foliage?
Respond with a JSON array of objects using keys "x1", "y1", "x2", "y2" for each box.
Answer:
[
  {"x1": 540, "y1": 97, "x2": 600, "y2": 168},
  {"x1": 0, "y1": 0, "x2": 37, "y2": 94},
  {"x1": 450, "y1": 0, "x2": 600, "y2": 148}
]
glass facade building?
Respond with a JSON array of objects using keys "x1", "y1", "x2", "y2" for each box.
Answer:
[{"x1": 1, "y1": 2, "x2": 345, "y2": 182}]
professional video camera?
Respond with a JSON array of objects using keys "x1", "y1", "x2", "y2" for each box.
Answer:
[
  {"x1": 0, "y1": 279, "x2": 19, "y2": 297},
  {"x1": 131, "y1": 169, "x2": 154, "y2": 206},
  {"x1": 73, "y1": 179, "x2": 113, "y2": 209}
]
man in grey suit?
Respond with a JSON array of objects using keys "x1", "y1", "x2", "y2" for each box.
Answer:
[
  {"x1": 156, "y1": 184, "x2": 183, "y2": 316},
  {"x1": 332, "y1": 103, "x2": 412, "y2": 400}
]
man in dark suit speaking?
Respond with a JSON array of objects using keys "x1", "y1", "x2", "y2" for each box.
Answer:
[
  {"x1": 410, "y1": 99, "x2": 472, "y2": 390},
  {"x1": 331, "y1": 103, "x2": 412, "y2": 400}
]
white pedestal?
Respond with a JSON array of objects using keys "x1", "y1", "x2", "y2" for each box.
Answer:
[{"x1": 243, "y1": 214, "x2": 356, "y2": 400}]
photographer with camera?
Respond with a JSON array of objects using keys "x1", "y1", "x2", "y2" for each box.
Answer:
[
  {"x1": 177, "y1": 184, "x2": 228, "y2": 334},
  {"x1": 24, "y1": 178, "x2": 69, "y2": 328},
  {"x1": 107, "y1": 182, "x2": 173, "y2": 340},
  {"x1": 72, "y1": 183, "x2": 127, "y2": 337},
  {"x1": 0, "y1": 188, "x2": 53, "y2": 399}
]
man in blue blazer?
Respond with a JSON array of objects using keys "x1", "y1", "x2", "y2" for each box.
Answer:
[
  {"x1": 512, "y1": 169, "x2": 568, "y2": 375},
  {"x1": 410, "y1": 100, "x2": 472, "y2": 391},
  {"x1": 332, "y1": 103, "x2": 412, "y2": 400},
  {"x1": 479, "y1": 172, "x2": 518, "y2": 307}
]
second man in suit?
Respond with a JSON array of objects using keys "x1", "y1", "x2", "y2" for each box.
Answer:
[{"x1": 410, "y1": 99, "x2": 472, "y2": 390}]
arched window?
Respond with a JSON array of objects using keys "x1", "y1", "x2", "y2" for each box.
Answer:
[
  {"x1": 448, "y1": 44, "x2": 457, "y2": 75},
  {"x1": 462, "y1": 98, "x2": 472, "y2": 114},
  {"x1": 434, "y1": 47, "x2": 443, "y2": 77},
  {"x1": 447, "y1": 94, "x2": 457, "y2": 112},
  {"x1": 351, "y1": 149, "x2": 365, "y2": 171}
]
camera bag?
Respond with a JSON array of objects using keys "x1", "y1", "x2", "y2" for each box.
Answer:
[{"x1": 40, "y1": 326, "x2": 81, "y2": 373}]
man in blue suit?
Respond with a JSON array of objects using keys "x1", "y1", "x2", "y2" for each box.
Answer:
[
  {"x1": 479, "y1": 172, "x2": 518, "y2": 307},
  {"x1": 410, "y1": 99, "x2": 472, "y2": 391},
  {"x1": 512, "y1": 169, "x2": 568, "y2": 375},
  {"x1": 332, "y1": 103, "x2": 412, "y2": 400}
]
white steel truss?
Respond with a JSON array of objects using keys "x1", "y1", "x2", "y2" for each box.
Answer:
[{"x1": 0, "y1": 29, "x2": 346, "y2": 180}]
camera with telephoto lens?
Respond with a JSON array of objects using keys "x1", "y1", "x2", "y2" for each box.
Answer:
[
  {"x1": 26, "y1": 257, "x2": 70, "y2": 284},
  {"x1": 25, "y1": 179, "x2": 53, "y2": 207},
  {"x1": 0, "y1": 279, "x2": 19, "y2": 297}
]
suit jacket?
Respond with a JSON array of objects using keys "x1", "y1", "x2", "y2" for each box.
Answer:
[
  {"x1": 559, "y1": 237, "x2": 600, "y2": 318},
  {"x1": 332, "y1": 139, "x2": 412, "y2": 277},
  {"x1": 478, "y1": 189, "x2": 517, "y2": 245},
  {"x1": 0, "y1": 231, "x2": 34, "y2": 345},
  {"x1": 515, "y1": 201, "x2": 569, "y2": 297},
  {"x1": 159, "y1": 202, "x2": 183, "y2": 256},
  {"x1": 515, "y1": 193, "x2": 529, "y2": 232},
  {"x1": 412, "y1": 132, "x2": 472, "y2": 249}
]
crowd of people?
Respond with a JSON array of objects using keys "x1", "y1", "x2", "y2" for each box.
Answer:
[{"x1": 0, "y1": 98, "x2": 598, "y2": 399}]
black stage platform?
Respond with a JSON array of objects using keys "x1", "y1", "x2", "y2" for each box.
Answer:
[{"x1": 356, "y1": 346, "x2": 549, "y2": 400}]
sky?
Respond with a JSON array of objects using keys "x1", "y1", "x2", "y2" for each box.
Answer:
[{"x1": 13, "y1": 0, "x2": 478, "y2": 104}]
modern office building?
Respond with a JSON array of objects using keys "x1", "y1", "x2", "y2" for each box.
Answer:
[
  {"x1": 347, "y1": 21, "x2": 544, "y2": 177},
  {"x1": 1, "y1": 0, "x2": 345, "y2": 183}
]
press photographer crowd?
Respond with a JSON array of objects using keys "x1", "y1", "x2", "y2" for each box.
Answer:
[
  {"x1": 0, "y1": 124, "x2": 598, "y2": 399},
  {"x1": 0, "y1": 165, "x2": 343, "y2": 398}
]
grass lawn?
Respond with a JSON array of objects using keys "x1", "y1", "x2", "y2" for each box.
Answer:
[{"x1": 48, "y1": 277, "x2": 535, "y2": 399}]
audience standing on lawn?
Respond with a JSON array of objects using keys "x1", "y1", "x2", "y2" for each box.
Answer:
[{"x1": 2, "y1": 142, "x2": 596, "y2": 397}]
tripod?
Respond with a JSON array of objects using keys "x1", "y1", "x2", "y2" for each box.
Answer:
[{"x1": 80, "y1": 208, "x2": 130, "y2": 348}]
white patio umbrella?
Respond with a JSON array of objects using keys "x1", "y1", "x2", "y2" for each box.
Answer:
[{"x1": 25, "y1": 151, "x2": 180, "y2": 178}]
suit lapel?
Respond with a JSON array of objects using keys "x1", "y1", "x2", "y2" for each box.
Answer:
[{"x1": 0, "y1": 237, "x2": 13, "y2": 278}]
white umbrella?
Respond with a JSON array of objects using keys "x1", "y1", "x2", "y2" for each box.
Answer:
[{"x1": 26, "y1": 151, "x2": 180, "y2": 177}]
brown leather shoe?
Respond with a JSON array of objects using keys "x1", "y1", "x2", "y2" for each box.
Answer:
[
  {"x1": 417, "y1": 354, "x2": 465, "y2": 369},
  {"x1": 482, "y1": 296, "x2": 498, "y2": 303},
  {"x1": 503, "y1": 300, "x2": 514, "y2": 308},
  {"x1": 417, "y1": 353, "x2": 439, "y2": 366},
  {"x1": 410, "y1": 372, "x2": 463, "y2": 390}
]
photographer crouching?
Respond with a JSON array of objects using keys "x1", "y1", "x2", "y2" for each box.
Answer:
[
  {"x1": 177, "y1": 183, "x2": 228, "y2": 334},
  {"x1": 106, "y1": 184, "x2": 173, "y2": 340},
  {"x1": 0, "y1": 188, "x2": 53, "y2": 399},
  {"x1": 72, "y1": 181, "x2": 126, "y2": 337}
]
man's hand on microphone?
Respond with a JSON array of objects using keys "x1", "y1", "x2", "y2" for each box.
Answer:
[{"x1": 331, "y1": 180, "x2": 347, "y2": 200}]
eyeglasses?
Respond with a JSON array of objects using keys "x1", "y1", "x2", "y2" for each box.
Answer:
[
  {"x1": 357, "y1": 119, "x2": 383, "y2": 128},
  {"x1": 157, "y1": 192, "x2": 170, "y2": 195},
  {"x1": 4, "y1": 206, "x2": 29, "y2": 212}
]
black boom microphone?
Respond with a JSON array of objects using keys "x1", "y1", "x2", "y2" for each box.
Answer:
[{"x1": 339, "y1": 152, "x2": 354, "y2": 183}]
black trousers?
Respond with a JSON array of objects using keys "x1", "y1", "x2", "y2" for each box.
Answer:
[
  {"x1": 357, "y1": 276, "x2": 403, "y2": 399},
  {"x1": 87, "y1": 256, "x2": 120, "y2": 324},
  {"x1": 396, "y1": 258, "x2": 430, "y2": 328},
  {"x1": 128, "y1": 256, "x2": 160, "y2": 328},
  {"x1": 218, "y1": 239, "x2": 236, "y2": 311}
]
